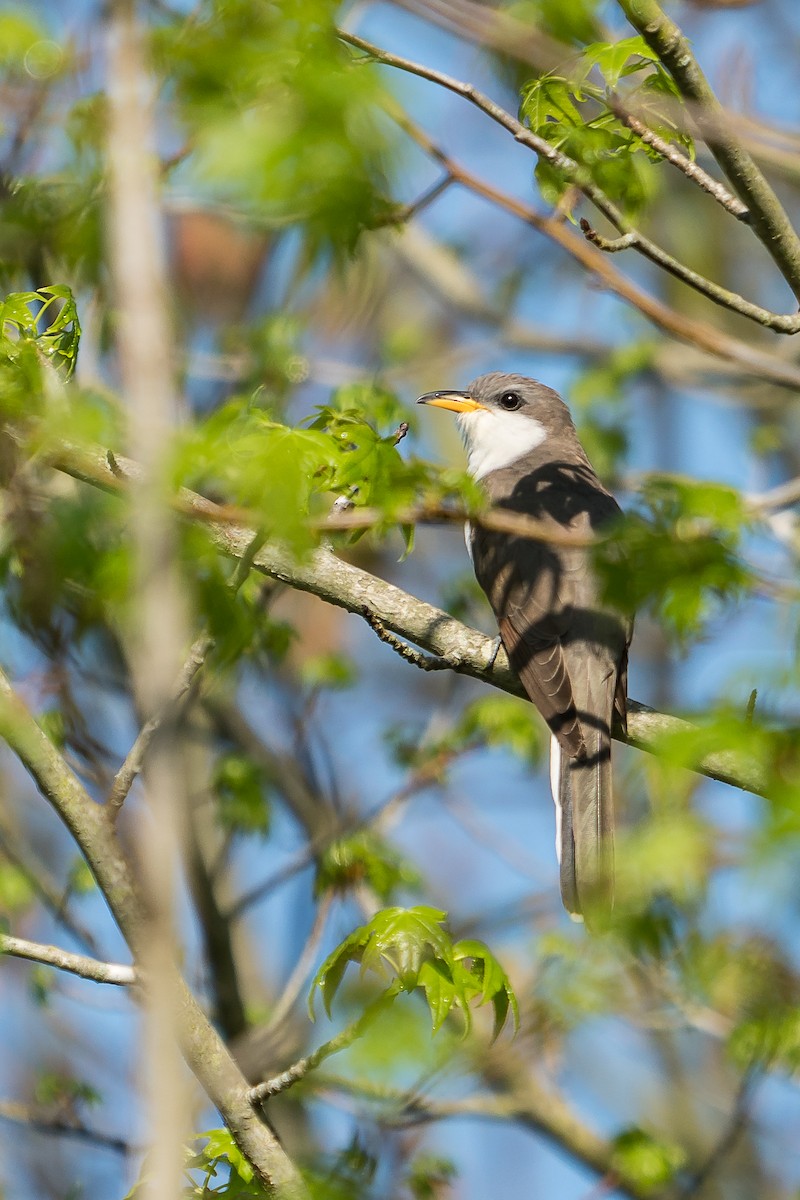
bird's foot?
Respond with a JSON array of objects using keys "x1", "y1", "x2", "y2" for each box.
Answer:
[{"x1": 486, "y1": 634, "x2": 504, "y2": 672}]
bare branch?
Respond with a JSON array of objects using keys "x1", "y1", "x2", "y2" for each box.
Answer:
[
  {"x1": 0, "y1": 808, "x2": 100, "y2": 955},
  {"x1": 249, "y1": 989, "x2": 397, "y2": 1105},
  {"x1": 0, "y1": 932, "x2": 135, "y2": 985},
  {"x1": 0, "y1": 666, "x2": 308, "y2": 1198},
  {"x1": 312, "y1": 1072, "x2": 663, "y2": 1200},
  {"x1": 362, "y1": 608, "x2": 475, "y2": 671}
]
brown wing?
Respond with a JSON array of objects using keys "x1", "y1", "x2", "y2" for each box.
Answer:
[{"x1": 471, "y1": 454, "x2": 630, "y2": 755}]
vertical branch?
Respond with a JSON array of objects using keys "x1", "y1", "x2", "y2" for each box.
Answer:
[{"x1": 105, "y1": 2, "x2": 191, "y2": 1194}]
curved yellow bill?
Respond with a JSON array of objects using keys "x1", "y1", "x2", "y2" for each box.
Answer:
[{"x1": 417, "y1": 390, "x2": 486, "y2": 414}]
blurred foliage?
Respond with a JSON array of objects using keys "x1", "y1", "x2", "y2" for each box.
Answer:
[
  {"x1": 508, "y1": 0, "x2": 602, "y2": 46},
  {"x1": 159, "y1": 0, "x2": 397, "y2": 256},
  {"x1": 213, "y1": 752, "x2": 272, "y2": 836},
  {"x1": 316, "y1": 830, "x2": 421, "y2": 899},
  {"x1": 611, "y1": 1127, "x2": 686, "y2": 1193},
  {"x1": 596, "y1": 474, "x2": 753, "y2": 640}
]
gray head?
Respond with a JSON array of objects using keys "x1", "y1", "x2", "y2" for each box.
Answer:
[{"x1": 417, "y1": 372, "x2": 575, "y2": 480}]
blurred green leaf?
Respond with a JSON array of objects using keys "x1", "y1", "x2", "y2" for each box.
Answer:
[
  {"x1": 611, "y1": 1127, "x2": 686, "y2": 1192},
  {"x1": 595, "y1": 475, "x2": 753, "y2": 641},
  {"x1": 161, "y1": 0, "x2": 396, "y2": 255},
  {"x1": 299, "y1": 652, "x2": 357, "y2": 691},
  {"x1": 316, "y1": 831, "x2": 420, "y2": 900},
  {"x1": 213, "y1": 752, "x2": 271, "y2": 837},
  {"x1": 0, "y1": 863, "x2": 35, "y2": 915},
  {"x1": 457, "y1": 694, "x2": 543, "y2": 763},
  {"x1": 506, "y1": 0, "x2": 601, "y2": 46},
  {"x1": 406, "y1": 1154, "x2": 457, "y2": 1200}
]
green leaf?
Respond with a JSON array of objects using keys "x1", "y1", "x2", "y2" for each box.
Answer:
[
  {"x1": 520, "y1": 75, "x2": 582, "y2": 136},
  {"x1": 198, "y1": 1128, "x2": 255, "y2": 1186},
  {"x1": 611, "y1": 1127, "x2": 686, "y2": 1192},
  {"x1": 453, "y1": 939, "x2": 520, "y2": 1039},
  {"x1": 594, "y1": 475, "x2": 753, "y2": 642},
  {"x1": 0, "y1": 285, "x2": 81, "y2": 380},
  {"x1": 309, "y1": 905, "x2": 451, "y2": 1018},
  {"x1": 309, "y1": 907, "x2": 517, "y2": 1038},
  {"x1": 583, "y1": 36, "x2": 659, "y2": 89}
]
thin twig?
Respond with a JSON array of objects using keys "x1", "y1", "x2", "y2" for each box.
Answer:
[
  {"x1": 608, "y1": 98, "x2": 749, "y2": 222},
  {"x1": 248, "y1": 987, "x2": 398, "y2": 1105},
  {"x1": 749, "y1": 476, "x2": 800, "y2": 512},
  {"x1": 617, "y1": 0, "x2": 800, "y2": 301},
  {"x1": 579, "y1": 222, "x2": 637, "y2": 252},
  {"x1": 0, "y1": 816, "x2": 100, "y2": 955},
  {"x1": 0, "y1": 1099, "x2": 133, "y2": 1156},
  {"x1": 0, "y1": 932, "x2": 135, "y2": 985},
  {"x1": 260, "y1": 892, "x2": 334, "y2": 1034},
  {"x1": 682, "y1": 1068, "x2": 758, "y2": 1195},
  {"x1": 106, "y1": 632, "x2": 214, "y2": 817},
  {"x1": 107, "y1": 528, "x2": 265, "y2": 819}
]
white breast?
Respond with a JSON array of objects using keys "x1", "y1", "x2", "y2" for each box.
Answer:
[{"x1": 456, "y1": 407, "x2": 546, "y2": 480}]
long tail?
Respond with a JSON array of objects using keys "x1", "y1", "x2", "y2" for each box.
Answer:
[{"x1": 550, "y1": 667, "x2": 615, "y2": 918}]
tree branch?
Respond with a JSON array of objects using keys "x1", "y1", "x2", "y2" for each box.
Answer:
[
  {"x1": 616, "y1": 0, "x2": 800, "y2": 301},
  {"x1": 0, "y1": 666, "x2": 308, "y2": 1198},
  {"x1": 312, "y1": 1072, "x2": 666, "y2": 1200},
  {"x1": 106, "y1": 632, "x2": 214, "y2": 818},
  {"x1": 0, "y1": 932, "x2": 135, "y2": 985},
  {"x1": 607, "y1": 98, "x2": 749, "y2": 222},
  {"x1": 0, "y1": 1099, "x2": 132, "y2": 1157},
  {"x1": 390, "y1": 110, "x2": 800, "y2": 391},
  {"x1": 342, "y1": 31, "x2": 800, "y2": 333},
  {"x1": 49, "y1": 439, "x2": 770, "y2": 799}
]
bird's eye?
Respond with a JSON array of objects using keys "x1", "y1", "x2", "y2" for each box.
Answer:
[{"x1": 499, "y1": 391, "x2": 522, "y2": 411}]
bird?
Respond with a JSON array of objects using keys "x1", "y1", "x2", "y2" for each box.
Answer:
[{"x1": 418, "y1": 372, "x2": 632, "y2": 918}]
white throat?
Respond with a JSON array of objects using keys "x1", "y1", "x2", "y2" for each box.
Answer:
[{"x1": 456, "y1": 407, "x2": 547, "y2": 480}]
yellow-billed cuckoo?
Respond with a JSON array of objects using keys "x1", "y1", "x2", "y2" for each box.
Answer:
[{"x1": 418, "y1": 372, "x2": 632, "y2": 917}]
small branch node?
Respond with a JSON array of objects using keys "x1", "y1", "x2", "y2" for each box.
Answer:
[{"x1": 579, "y1": 218, "x2": 636, "y2": 253}]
